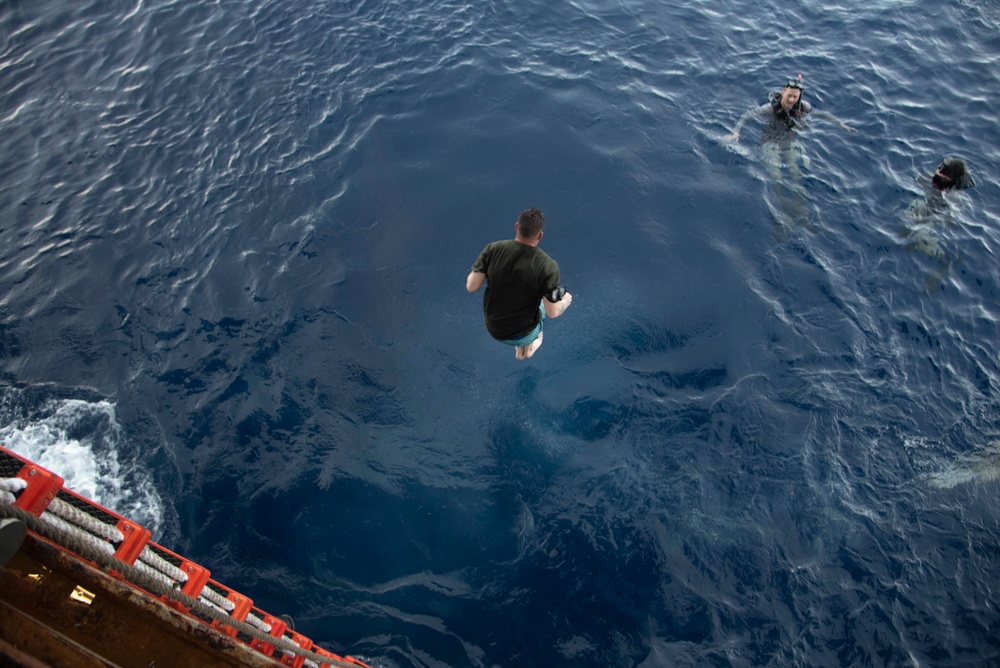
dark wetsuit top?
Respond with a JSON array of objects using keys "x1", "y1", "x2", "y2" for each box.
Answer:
[{"x1": 732, "y1": 99, "x2": 815, "y2": 147}]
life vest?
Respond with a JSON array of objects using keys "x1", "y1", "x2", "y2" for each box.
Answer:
[{"x1": 769, "y1": 91, "x2": 804, "y2": 130}]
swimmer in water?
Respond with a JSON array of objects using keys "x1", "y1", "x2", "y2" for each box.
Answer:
[
  {"x1": 725, "y1": 75, "x2": 857, "y2": 229},
  {"x1": 905, "y1": 156, "x2": 976, "y2": 233},
  {"x1": 901, "y1": 156, "x2": 976, "y2": 290},
  {"x1": 930, "y1": 156, "x2": 976, "y2": 192}
]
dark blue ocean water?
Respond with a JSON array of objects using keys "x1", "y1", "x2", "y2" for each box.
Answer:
[{"x1": 2, "y1": 0, "x2": 1000, "y2": 665}]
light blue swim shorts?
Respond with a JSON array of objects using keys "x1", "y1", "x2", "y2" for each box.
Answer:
[{"x1": 499, "y1": 304, "x2": 545, "y2": 347}]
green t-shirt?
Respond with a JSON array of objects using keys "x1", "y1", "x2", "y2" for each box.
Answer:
[{"x1": 471, "y1": 239, "x2": 561, "y2": 340}]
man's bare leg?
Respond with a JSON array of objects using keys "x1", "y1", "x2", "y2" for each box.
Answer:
[{"x1": 522, "y1": 332, "x2": 543, "y2": 359}]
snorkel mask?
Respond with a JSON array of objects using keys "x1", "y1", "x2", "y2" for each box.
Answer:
[
  {"x1": 932, "y1": 169, "x2": 954, "y2": 191},
  {"x1": 933, "y1": 156, "x2": 967, "y2": 191}
]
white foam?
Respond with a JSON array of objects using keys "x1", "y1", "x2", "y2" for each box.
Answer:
[{"x1": 0, "y1": 398, "x2": 165, "y2": 536}]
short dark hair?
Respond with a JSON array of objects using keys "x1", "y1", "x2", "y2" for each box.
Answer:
[
  {"x1": 939, "y1": 156, "x2": 967, "y2": 183},
  {"x1": 517, "y1": 208, "x2": 546, "y2": 238}
]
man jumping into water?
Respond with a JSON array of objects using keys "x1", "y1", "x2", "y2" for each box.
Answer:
[{"x1": 466, "y1": 208, "x2": 573, "y2": 360}]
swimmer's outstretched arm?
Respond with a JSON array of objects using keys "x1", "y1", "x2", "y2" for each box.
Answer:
[
  {"x1": 812, "y1": 110, "x2": 858, "y2": 132},
  {"x1": 725, "y1": 104, "x2": 770, "y2": 141},
  {"x1": 543, "y1": 292, "x2": 573, "y2": 318},
  {"x1": 466, "y1": 271, "x2": 486, "y2": 292}
]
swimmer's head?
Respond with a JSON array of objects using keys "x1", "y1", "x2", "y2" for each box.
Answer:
[
  {"x1": 784, "y1": 75, "x2": 804, "y2": 91},
  {"x1": 933, "y1": 156, "x2": 972, "y2": 191},
  {"x1": 780, "y1": 74, "x2": 804, "y2": 110}
]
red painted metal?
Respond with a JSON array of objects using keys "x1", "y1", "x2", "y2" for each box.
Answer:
[{"x1": 0, "y1": 444, "x2": 373, "y2": 668}]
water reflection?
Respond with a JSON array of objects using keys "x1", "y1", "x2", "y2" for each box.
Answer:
[{"x1": 928, "y1": 440, "x2": 1000, "y2": 489}]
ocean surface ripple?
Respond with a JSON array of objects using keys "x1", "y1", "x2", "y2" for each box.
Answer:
[{"x1": 1, "y1": 0, "x2": 999, "y2": 665}]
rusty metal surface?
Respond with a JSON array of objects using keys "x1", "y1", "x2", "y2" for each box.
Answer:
[
  {"x1": 0, "y1": 534, "x2": 281, "y2": 668},
  {"x1": 0, "y1": 599, "x2": 118, "y2": 668},
  {"x1": 0, "y1": 635, "x2": 61, "y2": 668}
]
